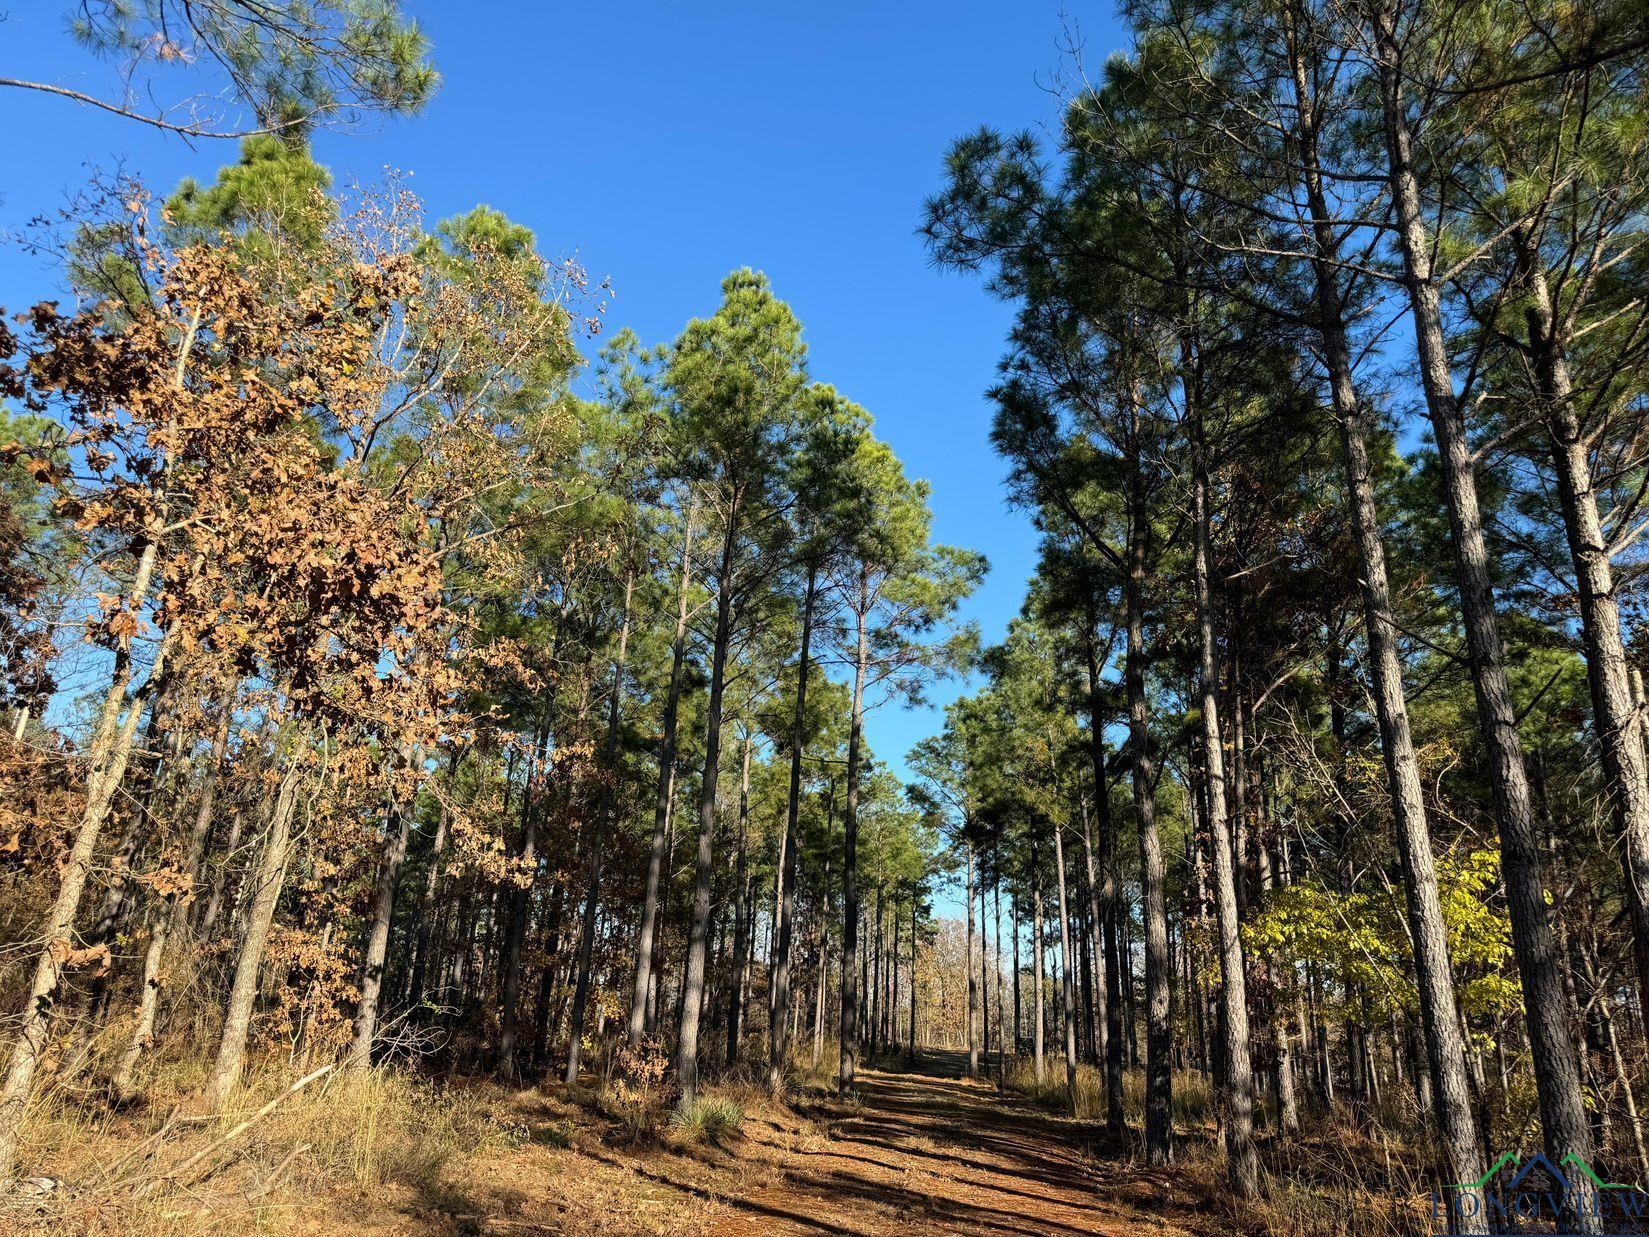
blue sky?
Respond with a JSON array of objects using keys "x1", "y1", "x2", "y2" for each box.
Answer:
[{"x1": 0, "y1": 2, "x2": 1127, "y2": 793}]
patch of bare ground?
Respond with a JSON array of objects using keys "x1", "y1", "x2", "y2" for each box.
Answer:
[
  {"x1": 362, "y1": 1051, "x2": 1217, "y2": 1236},
  {"x1": 9, "y1": 1052, "x2": 1239, "y2": 1235}
]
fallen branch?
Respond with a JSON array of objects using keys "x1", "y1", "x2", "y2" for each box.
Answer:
[
  {"x1": 246, "y1": 1142, "x2": 311, "y2": 1200},
  {"x1": 133, "y1": 1064, "x2": 335, "y2": 1196}
]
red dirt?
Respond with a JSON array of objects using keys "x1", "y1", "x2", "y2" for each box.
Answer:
[{"x1": 391, "y1": 1051, "x2": 1221, "y2": 1236}]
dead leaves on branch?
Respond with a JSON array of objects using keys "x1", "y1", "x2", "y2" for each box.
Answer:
[{"x1": 2, "y1": 183, "x2": 592, "y2": 767}]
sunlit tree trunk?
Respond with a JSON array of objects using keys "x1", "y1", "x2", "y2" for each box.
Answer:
[
  {"x1": 1051, "y1": 804, "x2": 1079, "y2": 1113},
  {"x1": 206, "y1": 761, "x2": 302, "y2": 1113},
  {"x1": 0, "y1": 533, "x2": 171, "y2": 1180},
  {"x1": 677, "y1": 505, "x2": 740, "y2": 1107},
  {"x1": 769, "y1": 564, "x2": 818, "y2": 1086},
  {"x1": 566, "y1": 569, "x2": 633, "y2": 1082},
  {"x1": 1191, "y1": 438, "x2": 1260, "y2": 1194},
  {"x1": 1032, "y1": 875, "x2": 1046, "y2": 1082},
  {"x1": 350, "y1": 782, "x2": 413, "y2": 1070},
  {"x1": 1370, "y1": 11, "x2": 1595, "y2": 1213},
  {"x1": 966, "y1": 844, "x2": 979, "y2": 1077},
  {"x1": 630, "y1": 507, "x2": 695, "y2": 1042},
  {"x1": 1281, "y1": 14, "x2": 1488, "y2": 1217},
  {"x1": 724, "y1": 733, "x2": 753, "y2": 1067},
  {"x1": 837, "y1": 576, "x2": 870, "y2": 1094}
]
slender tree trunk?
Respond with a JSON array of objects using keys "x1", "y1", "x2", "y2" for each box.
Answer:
[
  {"x1": 1012, "y1": 892, "x2": 1022, "y2": 1053},
  {"x1": 1124, "y1": 438, "x2": 1173, "y2": 1165},
  {"x1": 813, "y1": 876, "x2": 830, "y2": 1067},
  {"x1": 0, "y1": 540, "x2": 171, "y2": 1180},
  {"x1": 979, "y1": 872, "x2": 991, "y2": 1068},
  {"x1": 769, "y1": 565, "x2": 817, "y2": 1086},
  {"x1": 350, "y1": 780, "x2": 414, "y2": 1070},
  {"x1": 909, "y1": 898, "x2": 919, "y2": 1064},
  {"x1": 1189, "y1": 432, "x2": 1261, "y2": 1194},
  {"x1": 407, "y1": 753, "x2": 455, "y2": 1013},
  {"x1": 1032, "y1": 877, "x2": 1046, "y2": 1082},
  {"x1": 725, "y1": 734, "x2": 753, "y2": 1067},
  {"x1": 677, "y1": 507, "x2": 739, "y2": 1107},
  {"x1": 200, "y1": 806, "x2": 244, "y2": 937},
  {"x1": 568, "y1": 569, "x2": 634, "y2": 1082},
  {"x1": 1078, "y1": 650, "x2": 1112, "y2": 1073},
  {"x1": 109, "y1": 899, "x2": 171, "y2": 1104},
  {"x1": 838, "y1": 584, "x2": 870, "y2": 1094},
  {"x1": 1082, "y1": 621, "x2": 1125, "y2": 1130},
  {"x1": 1281, "y1": 20, "x2": 1488, "y2": 1218},
  {"x1": 871, "y1": 886, "x2": 884, "y2": 1058},
  {"x1": 891, "y1": 905, "x2": 901, "y2": 1052},
  {"x1": 1051, "y1": 811, "x2": 1079, "y2": 1113},
  {"x1": 994, "y1": 852, "x2": 1006, "y2": 1086},
  {"x1": 630, "y1": 507, "x2": 695, "y2": 1041},
  {"x1": 496, "y1": 740, "x2": 544, "y2": 1079},
  {"x1": 1370, "y1": 15, "x2": 1595, "y2": 1209},
  {"x1": 112, "y1": 708, "x2": 233, "y2": 1102},
  {"x1": 966, "y1": 844, "x2": 979, "y2": 1077},
  {"x1": 206, "y1": 761, "x2": 302, "y2": 1113}
]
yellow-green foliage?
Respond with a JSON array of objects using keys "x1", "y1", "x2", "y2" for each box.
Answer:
[{"x1": 1244, "y1": 848, "x2": 1519, "y2": 1024}]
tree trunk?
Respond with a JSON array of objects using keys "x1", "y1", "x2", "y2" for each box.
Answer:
[
  {"x1": 1051, "y1": 811, "x2": 1079, "y2": 1113},
  {"x1": 111, "y1": 708, "x2": 233, "y2": 1103},
  {"x1": 1083, "y1": 620, "x2": 1125, "y2": 1130},
  {"x1": 993, "y1": 851, "x2": 1006, "y2": 1086},
  {"x1": 676, "y1": 508, "x2": 738, "y2": 1107},
  {"x1": 1282, "y1": 20, "x2": 1488, "y2": 1218},
  {"x1": 567, "y1": 568, "x2": 633, "y2": 1082},
  {"x1": 724, "y1": 734, "x2": 753, "y2": 1067},
  {"x1": 909, "y1": 897, "x2": 919, "y2": 1064},
  {"x1": 1032, "y1": 877, "x2": 1046, "y2": 1082},
  {"x1": 0, "y1": 538, "x2": 170, "y2": 1181},
  {"x1": 496, "y1": 741, "x2": 543, "y2": 1079},
  {"x1": 630, "y1": 507, "x2": 695, "y2": 1041},
  {"x1": 199, "y1": 806, "x2": 244, "y2": 937},
  {"x1": 406, "y1": 752, "x2": 455, "y2": 1014},
  {"x1": 1514, "y1": 231, "x2": 1649, "y2": 1034},
  {"x1": 1190, "y1": 439, "x2": 1260, "y2": 1194},
  {"x1": 206, "y1": 761, "x2": 302, "y2": 1113},
  {"x1": 979, "y1": 871, "x2": 991, "y2": 1068},
  {"x1": 813, "y1": 874, "x2": 831, "y2": 1067},
  {"x1": 350, "y1": 779, "x2": 413, "y2": 1070},
  {"x1": 1371, "y1": 13, "x2": 1595, "y2": 1211},
  {"x1": 1125, "y1": 435, "x2": 1173, "y2": 1165},
  {"x1": 837, "y1": 582, "x2": 870, "y2": 1094},
  {"x1": 966, "y1": 844, "x2": 979, "y2": 1077},
  {"x1": 769, "y1": 566, "x2": 818, "y2": 1086}
]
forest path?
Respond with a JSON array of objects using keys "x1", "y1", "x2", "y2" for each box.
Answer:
[
  {"x1": 424, "y1": 1050, "x2": 1219, "y2": 1236},
  {"x1": 699, "y1": 1050, "x2": 1210, "y2": 1236}
]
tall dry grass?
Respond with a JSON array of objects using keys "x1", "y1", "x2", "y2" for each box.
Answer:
[
  {"x1": 995, "y1": 1054, "x2": 1433, "y2": 1237},
  {"x1": 5, "y1": 1060, "x2": 513, "y2": 1235}
]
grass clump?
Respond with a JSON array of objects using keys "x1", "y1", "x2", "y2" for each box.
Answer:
[{"x1": 667, "y1": 1096, "x2": 744, "y2": 1147}]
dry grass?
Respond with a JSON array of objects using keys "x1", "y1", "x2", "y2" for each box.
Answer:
[
  {"x1": 1000, "y1": 1053, "x2": 1216, "y2": 1128},
  {"x1": 4, "y1": 1061, "x2": 515, "y2": 1235},
  {"x1": 993, "y1": 1054, "x2": 1434, "y2": 1237},
  {"x1": 0, "y1": 1037, "x2": 1438, "y2": 1237}
]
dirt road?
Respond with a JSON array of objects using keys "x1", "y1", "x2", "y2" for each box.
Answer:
[{"x1": 426, "y1": 1051, "x2": 1220, "y2": 1236}]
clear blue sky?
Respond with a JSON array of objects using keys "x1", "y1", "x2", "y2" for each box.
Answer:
[{"x1": 0, "y1": 2, "x2": 1126, "y2": 794}]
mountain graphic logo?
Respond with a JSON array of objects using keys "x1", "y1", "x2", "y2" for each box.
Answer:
[
  {"x1": 1446, "y1": 1150, "x2": 1630, "y2": 1193},
  {"x1": 1432, "y1": 1151, "x2": 1648, "y2": 1236}
]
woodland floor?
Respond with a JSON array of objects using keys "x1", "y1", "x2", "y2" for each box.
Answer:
[{"x1": 341, "y1": 1050, "x2": 1219, "y2": 1237}]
